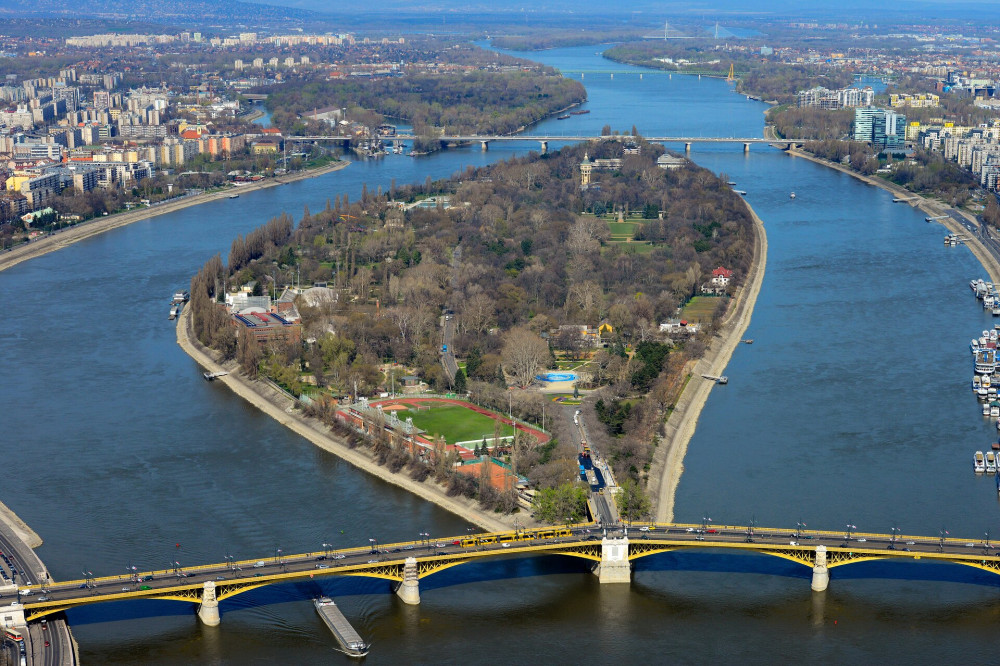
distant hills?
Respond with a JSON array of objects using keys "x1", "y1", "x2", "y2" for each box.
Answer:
[{"x1": 0, "y1": 0, "x2": 316, "y2": 22}]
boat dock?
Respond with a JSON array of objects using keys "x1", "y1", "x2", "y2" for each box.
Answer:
[
  {"x1": 314, "y1": 597, "x2": 370, "y2": 657},
  {"x1": 203, "y1": 371, "x2": 228, "y2": 380},
  {"x1": 702, "y1": 374, "x2": 729, "y2": 384}
]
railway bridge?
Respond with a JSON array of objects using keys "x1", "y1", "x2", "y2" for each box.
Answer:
[{"x1": 8, "y1": 522, "x2": 1000, "y2": 627}]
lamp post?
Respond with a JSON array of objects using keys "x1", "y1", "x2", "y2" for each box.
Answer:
[
  {"x1": 225, "y1": 554, "x2": 235, "y2": 572},
  {"x1": 420, "y1": 532, "x2": 429, "y2": 549},
  {"x1": 701, "y1": 514, "x2": 712, "y2": 534},
  {"x1": 939, "y1": 528, "x2": 949, "y2": 552},
  {"x1": 275, "y1": 548, "x2": 283, "y2": 565},
  {"x1": 796, "y1": 521, "x2": 806, "y2": 540},
  {"x1": 985, "y1": 531, "x2": 992, "y2": 553},
  {"x1": 322, "y1": 542, "x2": 333, "y2": 558},
  {"x1": 369, "y1": 538, "x2": 378, "y2": 555},
  {"x1": 845, "y1": 523, "x2": 856, "y2": 543},
  {"x1": 889, "y1": 526, "x2": 900, "y2": 550}
]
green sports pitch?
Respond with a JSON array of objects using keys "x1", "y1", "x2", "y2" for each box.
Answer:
[{"x1": 396, "y1": 404, "x2": 515, "y2": 446}]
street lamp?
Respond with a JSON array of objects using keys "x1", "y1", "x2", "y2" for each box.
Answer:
[
  {"x1": 796, "y1": 521, "x2": 807, "y2": 540},
  {"x1": 322, "y1": 542, "x2": 333, "y2": 558},
  {"x1": 940, "y1": 528, "x2": 949, "y2": 552},
  {"x1": 985, "y1": 531, "x2": 992, "y2": 553},
  {"x1": 225, "y1": 554, "x2": 235, "y2": 572},
  {"x1": 369, "y1": 538, "x2": 378, "y2": 555},
  {"x1": 889, "y1": 526, "x2": 900, "y2": 550},
  {"x1": 746, "y1": 516, "x2": 755, "y2": 543},
  {"x1": 419, "y1": 532, "x2": 429, "y2": 549},
  {"x1": 701, "y1": 515, "x2": 712, "y2": 533},
  {"x1": 275, "y1": 548, "x2": 283, "y2": 565},
  {"x1": 845, "y1": 523, "x2": 856, "y2": 543}
]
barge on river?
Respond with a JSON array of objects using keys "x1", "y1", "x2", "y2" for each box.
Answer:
[{"x1": 314, "y1": 597, "x2": 370, "y2": 658}]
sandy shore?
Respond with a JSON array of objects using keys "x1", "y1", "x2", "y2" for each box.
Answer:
[
  {"x1": 175, "y1": 307, "x2": 521, "y2": 533},
  {"x1": 651, "y1": 199, "x2": 768, "y2": 522},
  {"x1": 0, "y1": 160, "x2": 350, "y2": 276},
  {"x1": 785, "y1": 147, "x2": 1000, "y2": 283}
]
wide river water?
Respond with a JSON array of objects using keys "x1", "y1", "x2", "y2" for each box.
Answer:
[{"x1": 2, "y1": 45, "x2": 1000, "y2": 663}]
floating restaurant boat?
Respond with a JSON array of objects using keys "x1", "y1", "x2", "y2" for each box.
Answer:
[
  {"x1": 976, "y1": 348, "x2": 997, "y2": 375},
  {"x1": 976, "y1": 451, "x2": 987, "y2": 473}
]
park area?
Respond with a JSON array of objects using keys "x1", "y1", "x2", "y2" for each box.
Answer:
[{"x1": 389, "y1": 401, "x2": 516, "y2": 446}]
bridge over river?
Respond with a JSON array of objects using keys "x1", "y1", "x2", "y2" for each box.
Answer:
[
  {"x1": 286, "y1": 134, "x2": 799, "y2": 153},
  {"x1": 9, "y1": 521, "x2": 1000, "y2": 627}
]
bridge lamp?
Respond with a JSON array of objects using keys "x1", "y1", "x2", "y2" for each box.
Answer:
[
  {"x1": 846, "y1": 524, "x2": 856, "y2": 541},
  {"x1": 322, "y1": 542, "x2": 333, "y2": 557}
]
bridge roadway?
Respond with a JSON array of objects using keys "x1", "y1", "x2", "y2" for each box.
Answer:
[
  {"x1": 13, "y1": 522, "x2": 1000, "y2": 624},
  {"x1": 288, "y1": 135, "x2": 786, "y2": 144}
]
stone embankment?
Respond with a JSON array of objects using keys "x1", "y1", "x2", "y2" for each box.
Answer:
[
  {"x1": 651, "y1": 199, "x2": 768, "y2": 522},
  {"x1": 0, "y1": 160, "x2": 350, "y2": 275},
  {"x1": 175, "y1": 307, "x2": 525, "y2": 533}
]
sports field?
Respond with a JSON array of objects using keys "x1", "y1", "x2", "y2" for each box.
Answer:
[{"x1": 397, "y1": 404, "x2": 515, "y2": 445}]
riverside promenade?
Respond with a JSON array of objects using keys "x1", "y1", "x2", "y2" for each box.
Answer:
[
  {"x1": 0, "y1": 160, "x2": 349, "y2": 275},
  {"x1": 175, "y1": 307, "x2": 517, "y2": 534},
  {"x1": 651, "y1": 198, "x2": 768, "y2": 522}
]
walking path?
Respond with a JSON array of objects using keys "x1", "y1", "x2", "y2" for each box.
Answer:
[
  {"x1": 175, "y1": 308, "x2": 520, "y2": 533},
  {"x1": 0, "y1": 160, "x2": 350, "y2": 275},
  {"x1": 651, "y1": 198, "x2": 768, "y2": 522}
]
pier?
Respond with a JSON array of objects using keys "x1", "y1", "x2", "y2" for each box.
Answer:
[
  {"x1": 314, "y1": 597, "x2": 370, "y2": 657},
  {"x1": 203, "y1": 371, "x2": 229, "y2": 381}
]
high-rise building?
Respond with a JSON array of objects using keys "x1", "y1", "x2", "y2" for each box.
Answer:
[{"x1": 855, "y1": 107, "x2": 906, "y2": 151}]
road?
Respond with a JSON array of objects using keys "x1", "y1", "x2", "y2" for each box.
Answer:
[
  {"x1": 0, "y1": 522, "x2": 72, "y2": 665},
  {"x1": 441, "y1": 245, "x2": 461, "y2": 382},
  {"x1": 21, "y1": 521, "x2": 1000, "y2": 622}
]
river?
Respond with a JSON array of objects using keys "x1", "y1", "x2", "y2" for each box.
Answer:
[{"x1": 1, "y1": 45, "x2": 999, "y2": 663}]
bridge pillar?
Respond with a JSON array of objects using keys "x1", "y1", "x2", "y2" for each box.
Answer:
[
  {"x1": 540, "y1": 141, "x2": 548, "y2": 154},
  {"x1": 197, "y1": 580, "x2": 221, "y2": 626},
  {"x1": 811, "y1": 545, "x2": 829, "y2": 592},
  {"x1": 744, "y1": 142, "x2": 751, "y2": 153},
  {"x1": 395, "y1": 556, "x2": 420, "y2": 605},
  {"x1": 685, "y1": 142, "x2": 691, "y2": 153},
  {"x1": 480, "y1": 141, "x2": 489, "y2": 152},
  {"x1": 593, "y1": 537, "x2": 631, "y2": 584}
]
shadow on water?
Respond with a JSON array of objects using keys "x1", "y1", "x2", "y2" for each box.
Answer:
[{"x1": 65, "y1": 549, "x2": 1000, "y2": 626}]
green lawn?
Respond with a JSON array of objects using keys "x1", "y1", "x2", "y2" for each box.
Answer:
[
  {"x1": 608, "y1": 221, "x2": 639, "y2": 238},
  {"x1": 397, "y1": 404, "x2": 515, "y2": 445},
  {"x1": 681, "y1": 296, "x2": 724, "y2": 323}
]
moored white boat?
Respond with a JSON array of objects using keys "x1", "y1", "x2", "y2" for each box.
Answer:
[
  {"x1": 976, "y1": 451, "x2": 987, "y2": 473},
  {"x1": 987, "y1": 451, "x2": 997, "y2": 473}
]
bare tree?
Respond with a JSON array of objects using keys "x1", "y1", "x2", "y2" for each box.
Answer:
[{"x1": 501, "y1": 326, "x2": 550, "y2": 387}]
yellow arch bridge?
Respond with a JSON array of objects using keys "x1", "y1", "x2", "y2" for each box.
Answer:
[{"x1": 14, "y1": 522, "x2": 1000, "y2": 624}]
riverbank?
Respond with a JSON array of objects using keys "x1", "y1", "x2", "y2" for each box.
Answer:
[
  {"x1": 0, "y1": 499, "x2": 41, "y2": 548},
  {"x1": 0, "y1": 160, "x2": 350, "y2": 276},
  {"x1": 784, "y1": 146, "x2": 1000, "y2": 284},
  {"x1": 651, "y1": 198, "x2": 768, "y2": 522},
  {"x1": 175, "y1": 307, "x2": 519, "y2": 534}
]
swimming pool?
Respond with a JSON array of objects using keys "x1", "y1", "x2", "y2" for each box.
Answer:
[{"x1": 536, "y1": 372, "x2": 578, "y2": 382}]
